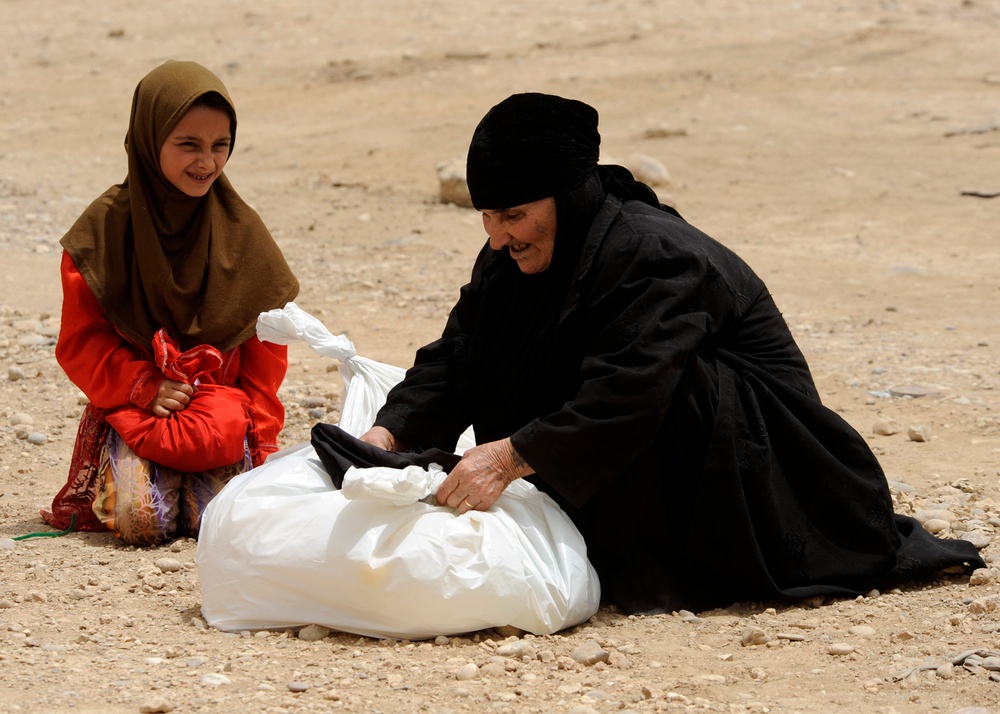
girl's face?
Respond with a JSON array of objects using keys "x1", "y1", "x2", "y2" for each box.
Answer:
[
  {"x1": 158, "y1": 105, "x2": 232, "y2": 197},
  {"x1": 481, "y1": 198, "x2": 558, "y2": 274}
]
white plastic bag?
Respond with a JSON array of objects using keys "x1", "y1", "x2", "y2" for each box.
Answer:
[
  {"x1": 197, "y1": 446, "x2": 600, "y2": 638},
  {"x1": 196, "y1": 303, "x2": 601, "y2": 639}
]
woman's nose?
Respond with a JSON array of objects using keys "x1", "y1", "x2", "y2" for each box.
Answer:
[{"x1": 488, "y1": 230, "x2": 510, "y2": 251}]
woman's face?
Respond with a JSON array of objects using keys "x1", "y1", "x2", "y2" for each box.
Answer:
[
  {"x1": 158, "y1": 105, "x2": 232, "y2": 197},
  {"x1": 481, "y1": 198, "x2": 557, "y2": 274}
]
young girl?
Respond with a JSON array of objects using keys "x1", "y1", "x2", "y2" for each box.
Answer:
[{"x1": 42, "y1": 60, "x2": 300, "y2": 545}]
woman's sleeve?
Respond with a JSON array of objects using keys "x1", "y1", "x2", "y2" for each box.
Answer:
[
  {"x1": 236, "y1": 335, "x2": 288, "y2": 465},
  {"x1": 56, "y1": 251, "x2": 161, "y2": 410},
  {"x1": 511, "y1": 231, "x2": 714, "y2": 507}
]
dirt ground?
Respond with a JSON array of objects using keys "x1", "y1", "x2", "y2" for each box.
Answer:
[{"x1": 1, "y1": 1, "x2": 999, "y2": 712}]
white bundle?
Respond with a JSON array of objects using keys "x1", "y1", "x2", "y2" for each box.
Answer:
[{"x1": 195, "y1": 303, "x2": 600, "y2": 639}]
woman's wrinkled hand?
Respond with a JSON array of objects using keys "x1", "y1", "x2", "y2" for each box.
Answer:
[
  {"x1": 359, "y1": 426, "x2": 405, "y2": 452},
  {"x1": 436, "y1": 438, "x2": 534, "y2": 513},
  {"x1": 151, "y1": 379, "x2": 194, "y2": 417}
]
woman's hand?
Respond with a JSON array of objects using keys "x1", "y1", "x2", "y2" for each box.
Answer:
[
  {"x1": 436, "y1": 438, "x2": 534, "y2": 513},
  {"x1": 151, "y1": 379, "x2": 194, "y2": 417},
  {"x1": 359, "y1": 426, "x2": 406, "y2": 452}
]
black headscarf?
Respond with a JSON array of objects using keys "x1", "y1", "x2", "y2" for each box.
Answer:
[
  {"x1": 466, "y1": 92, "x2": 667, "y2": 265},
  {"x1": 466, "y1": 93, "x2": 601, "y2": 210}
]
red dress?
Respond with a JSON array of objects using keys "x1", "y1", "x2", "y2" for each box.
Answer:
[{"x1": 43, "y1": 251, "x2": 289, "y2": 531}]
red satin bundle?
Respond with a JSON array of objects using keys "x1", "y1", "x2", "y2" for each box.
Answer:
[{"x1": 105, "y1": 329, "x2": 251, "y2": 472}]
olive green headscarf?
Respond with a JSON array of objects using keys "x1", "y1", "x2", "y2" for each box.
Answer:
[{"x1": 61, "y1": 60, "x2": 299, "y2": 353}]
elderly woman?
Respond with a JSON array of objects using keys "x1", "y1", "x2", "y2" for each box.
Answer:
[{"x1": 359, "y1": 93, "x2": 982, "y2": 613}]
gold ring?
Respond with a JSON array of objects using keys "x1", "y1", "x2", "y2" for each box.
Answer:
[{"x1": 463, "y1": 499, "x2": 474, "y2": 509}]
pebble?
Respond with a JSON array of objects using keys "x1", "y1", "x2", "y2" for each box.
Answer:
[
  {"x1": 828, "y1": 643, "x2": 855, "y2": 655},
  {"x1": 624, "y1": 153, "x2": 671, "y2": 186},
  {"x1": 776, "y1": 632, "x2": 805, "y2": 641},
  {"x1": 848, "y1": 625, "x2": 876, "y2": 636},
  {"x1": 961, "y1": 532, "x2": 992, "y2": 549},
  {"x1": 287, "y1": 681, "x2": 310, "y2": 692},
  {"x1": 570, "y1": 641, "x2": 610, "y2": 665},
  {"x1": 436, "y1": 158, "x2": 473, "y2": 208},
  {"x1": 26, "y1": 432, "x2": 46, "y2": 445},
  {"x1": 496, "y1": 640, "x2": 536, "y2": 659},
  {"x1": 139, "y1": 699, "x2": 174, "y2": 713},
  {"x1": 200, "y1": 673, "x2": 232, "y2": 687},
  {"x1": 10, "y1": 412, "x2": 32, "y2": 425},
  {"x1": 908, "y1": 425, "x2": 931, "y2": 442},
  {"x1": 872, "y1": 419, "x2": 901, "y2": 436},
  {"x1": 741, "y1": 626, "x2": 770, "y2": 646},
  {"x1": 888, "y1": 384, "x2": 939, "y2": 398},
  {"x1": 297, "y1": 623, "x2": 330, "y2": 642},
  {"x1": 7, "y1": 366, "x2": 26, "y2": 381},
  {"x1": 915, "y1": 508, "x2": 957, "y2": 524},
  {"x1": 154, "y1": 557, "x2": 183, "y2": 573},
  {"x1": 922, "y1": 518, "x2": 950, "y2": 534},
  {"x1": 953, "y1": 708, "x2": 993, "y2": 714},
  {"x1": 0, "y1": 539, "x2": 16, "y2": 551},
  {"x1": 969, "y1": 568, "x2": 994, "y2": 586},
  {"x1": 455, "y1": 662, "x2": 479, "y2": 681}
]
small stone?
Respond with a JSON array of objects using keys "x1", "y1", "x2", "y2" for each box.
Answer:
[
  {"x1": 7, "y1": 366, "x2": 26, "y2": 381},
  {"x1": 570, "y1": 641, "x2": 610, "y2": 665},
  {"x1": 915, "y1": 509, "x2": 956, "y2": 524},
  {"x1": 456, "y1": 662, "x2": 479, "y2": 681},
  {"x1": 26, "y1": 432, "x2": 47, "y2": 445},
  {"x1": 907, "y1": 425, "x2": 931, "y2": 442},
  {"x1": 10, "y1": 412, "x2": 33, "y2": 426},
  {"x1": 968, "y1": 596, "x2": 999, "y2": 614},
  {"x1": 0, "y1": 539, "x2": 16, "y2": 551},
  {"x1": 741, "y1": 626, "x2": 770, "y2": 646},
  {"x1": 922, "y1": 518, "x2": 950, "y2": 534},
  {"x1": 848, "y1": 625, "x2": 876, "y2": 636},
  {"x1": 969, "y1": 568, "x2": 993, "y2": 586},
  {"x1": 497, "y1": 640, "x2": 536, "y2": 660},
  {"x1": 287, "y1": 681, "x2": 310, "y2": 692},
  {"x1": 961, "y1": 532, "x2": 992, "y2": 550},
  {"x1": 776, "y1": 632, "x2": 805, "y2": 641},
  {"x1": 155, "y1": 558, "x2": 183, "y2": 573},
  {"x1": 436, "y1": 158, "x2": 473, "y2": 208},
  {"x1": 297, "y1": 624, "x2": 330, "y2": 642},
  {"x1": 872, "y1": 420, "x2": 901, "y2": 436},
  {"x1": 139, "y1": 698, "x2": 174, "y2": 713},
  {"x1": 888, "y1": 384, "x2": 939, "y2": 398},
  {"x1": 200, "y1": 673, "x2": 232, "y2": 687},
  {"x1": 828, "y1": 643, "x2": 855, "y2": 655},
  {"x1": 935, "y1": 662, "x2": 954, "y2": 679},
  {"x1": 624, "y1": 153, "x2": 672, "y2": 186}
]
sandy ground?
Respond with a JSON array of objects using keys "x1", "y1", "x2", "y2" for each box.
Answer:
[{"x1": 2, "y1": 1, "x2": 1000, "y2": 712}]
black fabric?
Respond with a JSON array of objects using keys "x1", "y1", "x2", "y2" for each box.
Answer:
[
  {"x1": 310, "y1": 423, "x2": 460, "y2": 489},
  {"x1": 374, "y1": 194, "x2": 984, "y2": 613},
  {"x1": 466, "y1": 93, "x2": 600, "y2": 210}
]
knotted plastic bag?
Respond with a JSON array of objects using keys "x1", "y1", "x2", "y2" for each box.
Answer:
[{"x1": 196, "y1": 303, "x2": 600, "y2": 638}]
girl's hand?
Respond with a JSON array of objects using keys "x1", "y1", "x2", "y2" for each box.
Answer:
[
  {"x1": 436, "y1": 438, "x2": 534, "y2": 513},
  {"x1": 151, "y1": 379, "x2": 194, "y2": 417}
]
